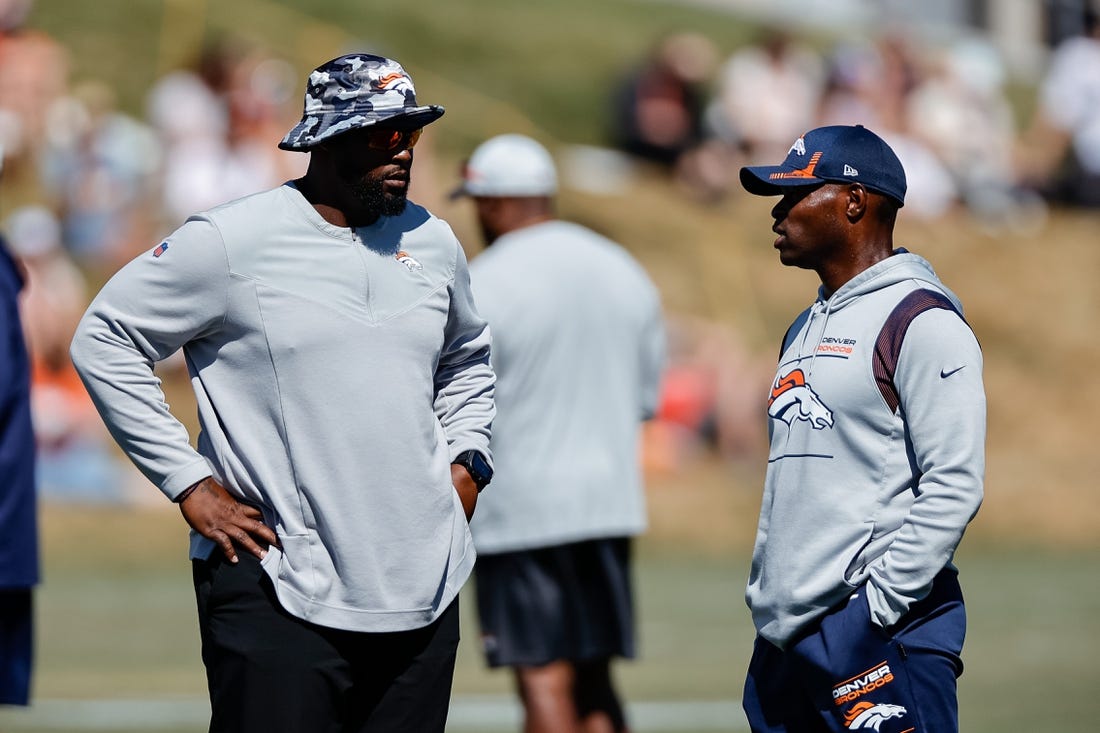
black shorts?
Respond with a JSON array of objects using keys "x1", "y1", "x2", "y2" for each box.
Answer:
[{"x1": 474, "y1": 537, "x2": 635, "y2": 668}]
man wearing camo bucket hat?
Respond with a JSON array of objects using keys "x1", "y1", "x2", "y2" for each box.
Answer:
[
  {"x1": 70, "y1": 54, "x2": 495, "y2": 732},
  {"x1": 279, "y1": 53, "x2": 445, "y2": 150}
]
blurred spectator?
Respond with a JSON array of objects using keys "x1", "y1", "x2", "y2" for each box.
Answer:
[
  {"x1": 4, "y1": 206, "x2": 83, "y2": 369},
  {"x1": 876, "y1": 130, "x2": 959, "y2": 220},
  {"x1": 4, "y1": 206, "x2": 129, "y2": 502},
  {"x1": 612, "y1": 32, "x2": 715, "y2": 168},
  {"x1": 875, "y1": 129, "x2": 963, "y2": 217},
  {"x1": 1019, "y1": 6, "x2": 1100, "y2": 207},
  {"x1": 611, "y1": 32, "x2": 735, "y2": 200},
  {"x1": 0, "y1": 0, "x2": 68, "y2": 204},
  {"x1": 817, "y1": 35, "x2": 959, "y2": 219},
  {"x1": 39, "y1": 80, "x2": 161, "y2": 270},
  {"x1": 906, "y1": 37, "x2": 1022, "y2": 218},
  {"x1": 220, "y1": 46, "x2": 307, "y2": 184},
  {"x1": 146, "y1": 37, "x2": 305, "y2": 226},
  {"x1": 645, "y1": 315, "x2": 770, "y2": 474},
  {"x1": 709, "y1": 28, "x2": 825, "y2": 165},
  {"x1": 817, "y1": 41, "x2": 884, "y2": 129},
  {"x1": 869, "y1": 32, "x2": 922, "y2": 133}
]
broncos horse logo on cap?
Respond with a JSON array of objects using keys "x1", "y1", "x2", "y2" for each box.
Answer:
[{"x1": 768, "y1": 368, "x2": 833, "y2": 429}]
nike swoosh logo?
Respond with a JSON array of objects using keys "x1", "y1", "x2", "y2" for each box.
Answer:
[{"x1": 940, "y1": 365, "x2": 966, "y2": 378}]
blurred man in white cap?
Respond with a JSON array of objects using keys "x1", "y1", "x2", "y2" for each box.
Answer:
[
  {"x1": 455, "y1": 134, "x2": 666, "y2": 733},
  {"x1": 70, "y1": 54, "x2": 495, "y2": 733}
]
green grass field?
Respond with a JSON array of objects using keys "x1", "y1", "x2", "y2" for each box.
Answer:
[{"x1": 0, "y1": 497, "x2": 1096, "y2": 733}]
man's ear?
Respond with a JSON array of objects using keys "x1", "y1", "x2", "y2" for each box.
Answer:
[{"x1": 845, "y1": 183, "x2": 868, "y2": 221}]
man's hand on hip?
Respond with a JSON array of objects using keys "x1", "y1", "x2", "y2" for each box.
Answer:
[{"x1": 177, "y1": 478, "x2": 279, "y2": 563}]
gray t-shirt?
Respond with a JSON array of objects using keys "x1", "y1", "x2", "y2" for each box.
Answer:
[{"x1": 469, "y1": 220, "x2": 665, "y2": 554}]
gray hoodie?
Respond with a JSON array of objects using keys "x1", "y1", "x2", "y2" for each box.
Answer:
[
  {"x1": 747, "y1": 250, "x2": 984, "y2": 648},
  {"x1": 70, "y1": 183, "x2": 495, "y2": 633}
]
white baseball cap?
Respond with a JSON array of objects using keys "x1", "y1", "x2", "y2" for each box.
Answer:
[{"x1": 451, "y1": 134, "x2": 558, "y2": 198}]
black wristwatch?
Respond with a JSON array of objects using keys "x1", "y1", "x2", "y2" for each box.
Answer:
[{"x1": 454, "y1": 450, "x2": 493, "y2": 493}]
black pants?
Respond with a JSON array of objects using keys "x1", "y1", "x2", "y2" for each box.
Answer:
[
  {"x1": 0, "y1": 589, "x2": 33, "y2": 706},
  {"x1": 193, "y1": 552, "x2": 460, "y2": 733}
]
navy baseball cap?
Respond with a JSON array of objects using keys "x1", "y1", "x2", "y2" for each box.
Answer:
[
  {"x1": 280, "y1": 54, "x2": 444, "y2": 151},
  {"x1": 739, "y1": 125, "x2": 906, "y2": 207}
]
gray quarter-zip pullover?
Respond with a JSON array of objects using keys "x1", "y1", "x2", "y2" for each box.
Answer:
[{"x1": 70, "y1": 183, "x2": 495, "y2": 633}]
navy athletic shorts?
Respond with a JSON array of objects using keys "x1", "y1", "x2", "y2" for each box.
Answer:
[
  {"x1": 474, "y1": 537, "x2": 635, "y2": 668},
  {"x1": 0, "y1": 589, "x2": 33, "y2": 706},
  {"x1": 743, "y1": 568, "x2": 966, "y2": 733}
]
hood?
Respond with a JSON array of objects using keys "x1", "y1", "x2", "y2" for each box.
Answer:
[
  {"x1": 789, "y1": 248, "x2": 963, "y2": 377},
  {"x1": 818, "y1": 249, "x2": 962, "y2": 312}
]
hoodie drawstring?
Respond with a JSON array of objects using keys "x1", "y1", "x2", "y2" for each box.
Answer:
[
  {"x1": 807, "y1": 301, "x2": 833, "y2": 377},
  {"x1": 799, "y1": 299, "x2": 833, "y2": 377}
]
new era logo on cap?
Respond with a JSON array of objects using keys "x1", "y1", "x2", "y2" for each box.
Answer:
[{"x1": 739, "y1": 125, "x2": 907, "y2": 206}]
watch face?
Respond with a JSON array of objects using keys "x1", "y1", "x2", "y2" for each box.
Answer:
[
  {"x1": 462, "y1": 451, "x2": 492, "y2": 485},
  {"x1": 469, "y1": 452, "x2": 491, "y2": 481}
]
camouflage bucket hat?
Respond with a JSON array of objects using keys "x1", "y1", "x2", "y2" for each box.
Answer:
[{"x1": 279, "y1": 54, "x2": 444, "y2": 151}]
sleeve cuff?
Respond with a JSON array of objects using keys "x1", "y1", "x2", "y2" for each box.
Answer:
[{"x1": 160, "y1": 459, "x2": 215, "y2": 502}]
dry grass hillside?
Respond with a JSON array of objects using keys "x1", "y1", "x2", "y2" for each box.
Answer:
[{"x1": 437, "y1": 163, "x2": 1100, "y2": 552}]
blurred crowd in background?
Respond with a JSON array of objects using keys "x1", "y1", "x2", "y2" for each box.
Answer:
[
  {"x1": 1, "y1": 0, "x2": 1098, "y2": 503},
  {"x1": 612, "y1": 12, "x2": 1100, "y2": 216}
]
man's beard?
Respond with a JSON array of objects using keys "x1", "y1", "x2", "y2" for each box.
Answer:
[{"x1": 345, "y1": 176, "x2": 408, "y2": 217}]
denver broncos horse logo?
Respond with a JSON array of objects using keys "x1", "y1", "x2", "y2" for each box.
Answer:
[
  {"x1": 843, "y1": 701, "x2": 907, "y2": 731},
  {"x1": 374, "y1": 72, "x2": 412, "y2": 92},
  {"x1": 768, "y1": 368, "x2": 833, "y2": 429}
]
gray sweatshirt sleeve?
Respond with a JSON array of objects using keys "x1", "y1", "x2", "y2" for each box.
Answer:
[
  {"x1": 865, "y1": 308, "x2": 985, "y2": 628},
  {"x1": 434, "y1": 240, "x2": 495, "y2": 463},
  {"x1": 69, "y1": 218, "x2": 229, "y2": 500}
]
